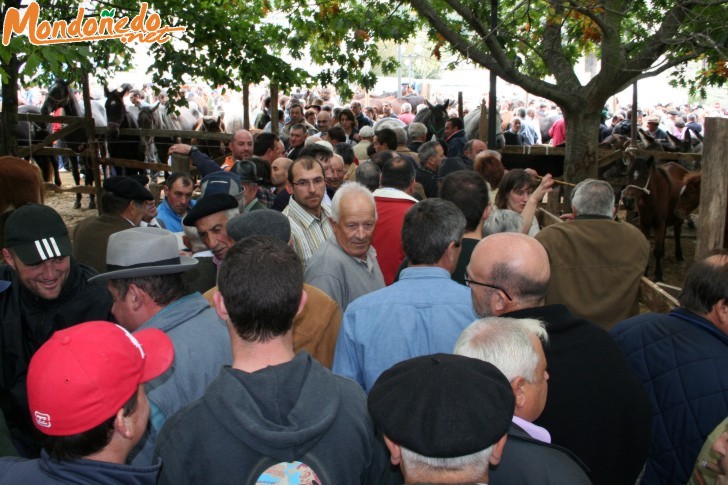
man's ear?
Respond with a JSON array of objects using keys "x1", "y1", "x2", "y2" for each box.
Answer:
[
  {"x1": 213, "y1": 290, "x2": 229, "y2": 322},
  {"x1": 127, "y1": 284, "x2": 146, "y2": 312},
  {"x1": 482, "y1": 203, "x2": 493, "y2": 222},
  {"x1": 489, "y1": 434, "x2": 509, "y2": 466},
  {"x1": 297, "y1": 290, "x2": 308, "y2": 317},
  {"x1": 712, "y1": 298, "x2": 728, "y2": 332},
  {"x1": 2, "y1": 248, "x2": 15, "y2": 271},
  {"x1": 511, "y1": 376, "x2": 527, "y2": 412},
  {"x1": 383, "y1": 435, "x2": 402, "y2": 466}
]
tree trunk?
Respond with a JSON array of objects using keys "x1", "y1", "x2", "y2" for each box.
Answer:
[
  {"x1": 562, "y1": 109, "x2": 601, "y2": 184},
  {"x1": 0, "y1": 54, "x2": 21, "y2": 156}
]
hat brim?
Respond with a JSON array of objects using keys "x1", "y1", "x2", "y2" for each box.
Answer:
[
  {"x1": 11, "y1": 235, "x2": 72, "y2": 265},
  {"x1": 134, "y1": 328, "x2": 175, "y2": 382},
  {"x1": 88, "y1": 256, "x2": 198, "y2": 284}
]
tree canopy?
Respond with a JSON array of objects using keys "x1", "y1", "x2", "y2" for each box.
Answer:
[{"x1": 404, "y1": 0, "x2": 728, "y2": 180}]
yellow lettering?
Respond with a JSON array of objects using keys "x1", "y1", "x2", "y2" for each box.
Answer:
[{"x1": 2, "y1": 2, "x2": 37, "y2": 46}]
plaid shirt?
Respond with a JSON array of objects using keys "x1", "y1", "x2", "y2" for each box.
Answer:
[{"x1": 283, "y1": 198, "x2": 334, "y2": 268}]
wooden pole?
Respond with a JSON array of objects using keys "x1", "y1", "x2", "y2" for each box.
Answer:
[
  {"x1": 270, "y1": 83, "x2": 279, "y2": 134},
  {"x1": 243, "y1": 84, "x2": 250, "y2": 130},
  {"x1": 82, "y1": 73, "x2": 103, "y2": 215},
  {"x1": 458, "y1": 91, "x2": 463, "y2": 120},
  {"x1": 695, "y1": 117, "x2": 728, "y2": 257},
  {"x1": 479, "y1": 100, "x2": 488, "y2": 145}
]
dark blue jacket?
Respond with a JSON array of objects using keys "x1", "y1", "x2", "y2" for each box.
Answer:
[
  {"x1": 0, "y1": 450, "x2": 160, "y2": 484},
  {"x1": 611, "y1": 308, "x2": 728, "y2": 484},
  {"x1": 445, "y1": 129, "x2": 467, "y2": 158}
]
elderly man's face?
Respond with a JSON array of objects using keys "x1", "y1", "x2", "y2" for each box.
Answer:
[
  {"x1": 465, "y1": 140, "x2": 487, "y2": 161},
  {"x1": 195, "y1": 211, "x2": 235, "y2": 260},
  {"x1": 382, "y1": 103, "x2": 392, "y2": 116},
  {"x1": 332, "y1": 192, "x2": 376, "y2": 259},
  {"x1": 317, "y1": 111, "x2": 332, "y2": 131},
  {"x1": 271, "y1": 158, "x2": 291, "y2": 187},
  {"x1": 326, "y1": 154, "x2": 346, "y2": 190},
  {"x1": 351, "y1": 103, "x2": 362, "y2": 116},
  {"x1": 3, "y1": 251, "x2": 70, "y2": 300}
]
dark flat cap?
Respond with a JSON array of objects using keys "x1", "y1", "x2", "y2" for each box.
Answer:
[
  {"x1": 368, "y1": 353, "x2": 515, "y2": 458},
  {"x1": 183, "y1": 193, "x2": 238, "y2": 226},
  {"x1": 128, "y1": 174, "x2": 150, "y2": 187},
  {"x1": 227, "y1": 210, "x2": 290, "y2": 243},
  {"x1": 232, "y1": 160, "x2": 261, "y2": 184},
  {"x1": 103, "y1": 176, "x2": 154, "y2": 201}
]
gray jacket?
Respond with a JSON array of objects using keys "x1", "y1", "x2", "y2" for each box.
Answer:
[{"x1": 129, "y1": 293, "x2": 232, "y2": 466}]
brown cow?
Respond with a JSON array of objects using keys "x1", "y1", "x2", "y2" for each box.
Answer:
[
  {"x1": 675, "y1": 172, "x2": 728, "y2": 249},
  {"x1": 0, "y1": 156, "x2": 44, "y2": 214}
]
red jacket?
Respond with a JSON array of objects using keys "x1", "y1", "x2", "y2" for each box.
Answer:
[{"x1": 372, "y1": 189, "x2": 417, "y2": 285}]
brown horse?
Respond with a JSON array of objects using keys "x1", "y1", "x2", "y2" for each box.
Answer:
[
  {"x1": 622, "y1": 156, "x2": 688, "y2": 281},
  {"x1": 0, "y1": 156, "x2": 44, "y2": 214},
  {"x1": 190, "y1": 116, "x2": 226, "y2": 162},
  {"x1": 675, "y1": 172, "x2": 728, "y2": 248}
]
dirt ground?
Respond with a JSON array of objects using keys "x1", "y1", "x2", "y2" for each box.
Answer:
[{"x1": 46, "y1": 171, "x2": 694, "y2": 289}]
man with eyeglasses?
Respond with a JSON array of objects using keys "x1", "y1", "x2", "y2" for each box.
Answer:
[
  {"x1": 283, "y1": 156, "x2": 334, "y2": 268},
  {"x1": 332, "y1": 199, "x2": 476, "y2": 392},
  {"x1": 466, "y1": 232, "x2": 651, "y2": 485}
]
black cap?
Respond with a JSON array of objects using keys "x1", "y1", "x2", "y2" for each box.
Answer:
[
  {"x1": 227, "y1": 210, "x2": 290, "y2": 243},
  {"x1": 4, "y1": 204, "x2": 72, "y2": 265},
  {"x1": 183, "y1": 193, "x2": 238, "y2": 226},
  {"x1": 103, "y1": 176, "x2": 154, "y2": 201},
  {"x1": 368, "y1": 353, "x2": 514, "y2": 458},
  {"x1": 128, "y1": 174, "x2": 150, "y2": 187}
]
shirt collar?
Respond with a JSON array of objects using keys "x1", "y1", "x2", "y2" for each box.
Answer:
[{"x1": 512, "y1": 416, "x2": 551, "y2": 443}]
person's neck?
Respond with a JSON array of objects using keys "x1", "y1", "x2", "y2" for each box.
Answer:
[
  {"x1": 463, "y1": 226, "x2": 483, "y2": 240},
  {"x1": 231, "y1": 331, "x2": 295, "y2": 373},
  {"x1": 297, "y1": 198, "x2": 322, "y2": 218}
]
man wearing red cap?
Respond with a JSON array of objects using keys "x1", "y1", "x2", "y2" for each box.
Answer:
[{"x1": 0, "y1": 321, "x2": 174, "y2": 483}]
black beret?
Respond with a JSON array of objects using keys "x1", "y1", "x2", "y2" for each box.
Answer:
[
  {"x1": 183, "y1": 193, "x2": 238, "y2": 226},
  {"x1": 368, "y1": 353, "x2": 514, "y2": 458},
  {"x1": 103, "y1": 176, "x2": 154, "y2": 201},
  {"x1": 128, "y1": 174, "x2": 150, "y2": 187}
]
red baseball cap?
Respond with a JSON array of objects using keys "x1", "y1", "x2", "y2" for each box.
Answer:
[{"x1": 27, "y1": 321, "x2": 174, "y2": 436}]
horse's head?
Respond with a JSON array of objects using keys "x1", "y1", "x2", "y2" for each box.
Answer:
[
  {"x1": 415, "y1": 99, "x2": 451, "y2": 141},
  {"x1": 137, "y1": 103, "x2": 161, "y2": 130},
  {"x1": 41, "y1": 79, "x2": 71, "y2": 115},
  {"x1": 622, "y1": 156, "x2": 655, "y2": 211},
  {"x1": 104, "y1": 85, "x2": 128, "y2": 138},
  {"x1": 674, "y1": 172, "x2": 701, "y2": 219}
]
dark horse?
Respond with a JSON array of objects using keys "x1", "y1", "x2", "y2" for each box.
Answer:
[
  {"x1": 622, "y1": 156, "x2": 688, "y2": 282},
  {"x1": 41, "y1": 80, "x2": 105, "y2": 209},
  {"x1": 413, "y1": 100, "x2": 451, "y2": 141},
  {"x1": 16, "y1": 105, "x2": 60, "y2": 187},
  {"x1": 675, "y1": 172, "x2": 728, "y2": 249},
  {"x1": 137, "y1": 103, "x2": 161, "y2": 164},
  {"x1": 105, "y1": 85, "x2": 144, "y2": 176}
]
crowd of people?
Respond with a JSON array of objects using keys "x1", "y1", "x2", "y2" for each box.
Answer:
[{"x1": 1, "y1": 86, "x2": 728, "y2": 484}]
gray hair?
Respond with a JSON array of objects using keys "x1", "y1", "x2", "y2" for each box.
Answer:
[
  {"x1": 400, "y1": 102, "x2": 412, "y2": 113},
  {"x1": 399, "y1": 445, "x2": 492, "y2": 482},
  {"x1": 355, "y1": 161, "x2": 381, "y2": 192},
  {"x1": 455, "y1": 317, "x2": 548, "y2": 383},
  {"x1": 394, "y1": 126, "x2": 408, "y2": 145},
  {"x1": 571, "y1": 179, "x2": 614, "y2": 217},
  {"x1": 330, "y1": 182, "x2": 377, "y2": 223},
  {"x1": 418, "y1": 140, "x2": 440, "y2": 166},
  {"x1": 483, "y1": 209, "x2": 523, "y2": 237},
  {"x1": 182, "y1": 225, "x2": 208, "y2": 253},
  {"x1": 408, "y1": 122, "x2": 427, "y2": 138},
  {"x1": 402, "y1": 199, "x2": 466, "y2": 265}
]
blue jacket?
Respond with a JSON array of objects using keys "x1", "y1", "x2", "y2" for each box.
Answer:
[
  {"x1": 333, "y1": 266, "x2": 477, "y2": 392},
  {"x1": 445, "y1": 129, "x2": 467, "y2": 158},
  {"x1": 611, "y1": 308, "x2": 728, "y2": 483},
  {"x1": 0, "y1": 450, "x2": 160, "y2": 484},
  {"x1": 156, "y1": 197, "x2": 195, "y2": 233},
  {"x1": 129, "y1": 293, "x2": 232, "y2": 466}
]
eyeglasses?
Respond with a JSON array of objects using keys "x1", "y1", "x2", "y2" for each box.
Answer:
[
  {"x1": 292, "y1": 177, "x2": 326, "y2": 188},
  {"x1": 463, "y1": 272, "x2": 512, "y2": 300}
]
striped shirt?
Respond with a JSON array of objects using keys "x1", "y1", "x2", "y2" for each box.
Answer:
[{"x1": 283, "y1": 198, "x2": 334, "y2": 268}]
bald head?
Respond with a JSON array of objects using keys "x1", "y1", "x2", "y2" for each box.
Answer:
[
  {"x1": 271, "y1": 157, "x2": 293, "y2": 188},
  {"x1": 467, "y1": 233, "x2": 550, "y2": 316}
]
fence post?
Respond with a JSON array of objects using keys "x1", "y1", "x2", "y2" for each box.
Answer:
[
  {"x1": 270, "y1": 83, "x2": 279, "y2": 135},
  {"x1": 243, "y1": 84, "x2": 250, "y2": 130},
  {"x1": 458, "y1": 92, "x2": 463, "y2": 120},
  {"x1": 82, "y1": 73, "x2": 102, "y2": 215},
  {"x1": 695, "y1": 117, "x2": 728, "y2": 256}
]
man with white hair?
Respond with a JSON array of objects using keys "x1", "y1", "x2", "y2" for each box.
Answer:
[
  {"x1": 407, "y1": 122, "x2": 428, "y2": 153},
  {"x1": 304, "y1": 183, "x2": 384, "y2": 311},
  {"x1": 455, "y1": 317, "x2": 590, "y2": 482},
  {"x1": 535, "y1": 178, "x2": 649, "y2": 329},
  {"x1": 398, "y1": 102, "x2": 415, "y2": 125}
]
